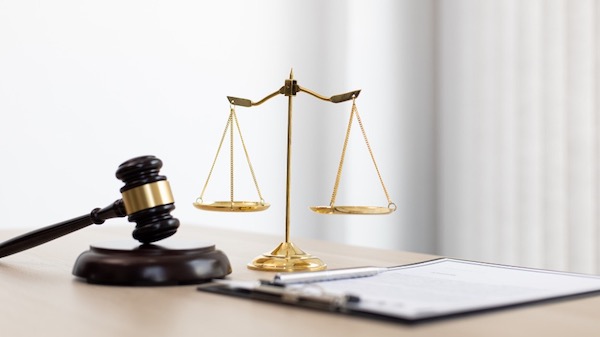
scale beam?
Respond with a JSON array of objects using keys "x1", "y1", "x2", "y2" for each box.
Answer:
[
  {"x1": 298, "y1": 86, "x2": 361, "y2": 103},
  {"x1": 227, "y1": 87, "x2": 361, "y2": 107}
]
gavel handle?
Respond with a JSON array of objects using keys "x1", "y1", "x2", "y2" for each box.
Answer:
[{"x1": 0, "y1": 200, "x2": 126, "y2": 259}]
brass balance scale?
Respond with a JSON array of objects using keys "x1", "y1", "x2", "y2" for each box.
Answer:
[{"x1": 194, "y1": 70, "x2": 396, "y2": 272}]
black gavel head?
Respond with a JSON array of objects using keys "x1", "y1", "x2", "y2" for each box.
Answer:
[{"x1": 115, "y1": 155, "x2": 180, "y2": 244}]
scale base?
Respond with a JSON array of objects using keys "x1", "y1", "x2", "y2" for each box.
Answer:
[
  {"x1": 247, "y1": 241, "x2": 326, "y2": 272},
  {"x1": 72, "y1": 239, "x2": 232, "y2": 286}
]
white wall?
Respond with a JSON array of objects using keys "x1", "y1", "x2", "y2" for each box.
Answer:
[{"x1": 0, "y1": 1, "x2": 437, "y2": 253}]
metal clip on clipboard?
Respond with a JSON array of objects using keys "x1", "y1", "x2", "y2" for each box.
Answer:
[{"x1": 198, "y1": 280, "x2": 360, "y2": 312}]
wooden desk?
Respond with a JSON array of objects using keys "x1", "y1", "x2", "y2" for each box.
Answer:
[{"x1": 0, "y1": 225, "x2": 598, "y2": 337}]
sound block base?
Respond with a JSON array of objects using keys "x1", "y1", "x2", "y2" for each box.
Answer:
[{"x1": 72, "y1": 239, "x2": 232, "y2": 286}]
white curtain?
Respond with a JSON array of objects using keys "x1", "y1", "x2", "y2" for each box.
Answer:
[{"x1": 438, "y1": 0, "x2": 600, "y2": 274}]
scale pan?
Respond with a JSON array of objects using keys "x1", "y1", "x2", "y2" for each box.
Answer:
[
  {"x1": 310, "y1": 205, "x2": 395, "y2": 215},
  {"x1": 193, "y1": 201, "x2": 270, "y2": 212}
]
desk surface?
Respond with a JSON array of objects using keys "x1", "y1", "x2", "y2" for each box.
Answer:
[{"x1": 0, "y1": 224, "x2": 599, "y2": 337}]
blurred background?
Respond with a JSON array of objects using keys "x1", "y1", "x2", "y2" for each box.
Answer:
[{"x1": 1, "y1": 0, "x2": 599, "y2": 274}]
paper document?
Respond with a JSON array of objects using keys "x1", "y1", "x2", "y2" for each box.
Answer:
[{"x1": 287, "y1": 258, "x2": 600, "y2": 321}]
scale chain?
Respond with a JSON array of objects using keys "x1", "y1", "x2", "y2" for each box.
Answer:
[
  {"x1": 198, "y1": 105, "x2": 265, "y2": 205},
  {"x1": 232, "y1": 108, "x2": 265, "y2": 203},
  {"x1": 230, "y1": 107, "x2": 234, "y2": 203},
  {"x1": 329, "y1": 99, "x2": 355, "y2": 206},
  {"x1": 353, "y1": 100, "x2": 393, "y2": 206},
  {"x1": 198, "y1": 109, "x2": 233, "y2": 202},
  {"x1": 330, "y1": 98, "x2": 394, "y2": 208}
]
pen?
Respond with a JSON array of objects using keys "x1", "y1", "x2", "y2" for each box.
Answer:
[{"x1": 272, "y1": 266, "x2": 388, "y2": 285}]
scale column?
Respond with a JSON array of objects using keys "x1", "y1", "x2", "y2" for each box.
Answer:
[
  {"x1": 247, "y1": 69, "x2": 326, "y2": 272},
  {"x1": 284, "y1": 70, "x2": 296, "y2": 243}
]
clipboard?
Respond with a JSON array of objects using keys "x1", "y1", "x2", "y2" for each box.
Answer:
[{"x1": 197, "y1": 258, "x2": 600, "y2": 324}]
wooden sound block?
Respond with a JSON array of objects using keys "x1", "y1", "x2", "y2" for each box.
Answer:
[{"x1": 72, "y1": 239, "x2": 232, "y2": 286}]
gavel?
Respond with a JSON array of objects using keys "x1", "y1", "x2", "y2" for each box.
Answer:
[
  {"x1": 0, "y1": 155, "x2": 231, "y2": 285},
  {"x1": 0, "y1": 155, "x2": 179, "y2": 258}
]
